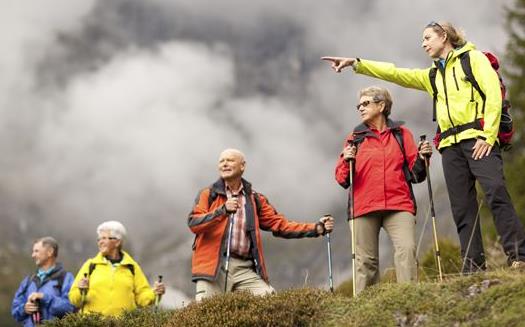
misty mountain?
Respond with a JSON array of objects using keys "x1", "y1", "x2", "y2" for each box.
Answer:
[{"x1": 0, "y1": 0, "x2": 510, "y2": 304}]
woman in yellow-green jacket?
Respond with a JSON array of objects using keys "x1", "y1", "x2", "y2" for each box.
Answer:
[
  {"x1": 322, "y1": 21, "x2": 525, "y2": 274},
  {"x1": 69, "y1": 221, "x2": 165, "y2": 316}
]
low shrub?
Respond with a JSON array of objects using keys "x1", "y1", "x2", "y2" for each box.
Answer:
[{"x1": 167, "y1": 288, "x2": 331, "y2": 327}]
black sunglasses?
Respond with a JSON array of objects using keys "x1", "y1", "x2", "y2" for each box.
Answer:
[{"x1": 356, "y1": 100, "x2": 381, "y2": 110}]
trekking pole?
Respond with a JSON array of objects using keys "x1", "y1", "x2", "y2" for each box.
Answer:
[
  {"x1": 32, "y1": 299, "x2": 41, "y2": 325},
  {"x1": 420, "y1": 135, "x2": 443, "y2": 282},
  {"x1": 80, "y1": 273, "x2": 88, "y2": 313},
  {"x1": 345, "y1": 140, "x2": 357, "y2": 297},
  {"x1": 155, "y1": 275, "x2": 163, "y2": 312},
  {"x1": 324, "y1": 214, "x2": 334, "y2": 293},
  {"x1": 224, "y1": 193, "x2": 238, "y2": 293}
]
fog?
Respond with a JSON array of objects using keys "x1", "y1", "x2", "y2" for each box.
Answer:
[{"x1": 0, "y1": 0, "x2": 511, "y2": 295}]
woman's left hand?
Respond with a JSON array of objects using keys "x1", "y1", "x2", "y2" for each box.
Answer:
[{"x1": 418, "y1": 140, "x2": 433, "y2": 159}]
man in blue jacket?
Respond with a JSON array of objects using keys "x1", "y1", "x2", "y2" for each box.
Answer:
[{"x1": 11, "y1": 237, "x2": 75, "y2": 326}]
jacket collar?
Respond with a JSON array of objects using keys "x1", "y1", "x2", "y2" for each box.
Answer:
[
  {"x1": 353, "y1": 119, "x2": 404, "y2": 134},
  {"x1": 432, "y1": 41, "x2": 476, "y2": 68},
  {"x1": 211, "y1": 178, "x2": 253, "y2": 196},
  {"x1": 91, "y1": 250, "x2": 135, "y2": 265},
  {"x1": 32, "y1": 262, "x2": 65, "y2": 286}
]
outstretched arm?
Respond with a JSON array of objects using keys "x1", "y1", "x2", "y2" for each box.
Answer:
[
  {"x1": 257, "y1": 194, "x2": 334, "y2": 238},
  {"x1": 322, "y1": 57, "x2": 431, "y2": 92}
]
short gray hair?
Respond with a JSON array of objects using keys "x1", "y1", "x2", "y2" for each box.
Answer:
[
  {"x1": 34, "y1": 237, "x2": 59, "y2": 258},
  {"x1": 359, "y1": 86, "x2": 393, "y2": 118},
  {"x1": 96, "y1": 221, "x2": 127, "y2": 240}
]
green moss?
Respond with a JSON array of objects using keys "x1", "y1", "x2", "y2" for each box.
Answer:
[{"x1": 43, "y1": 270, "x2": 525, "y2": 327}]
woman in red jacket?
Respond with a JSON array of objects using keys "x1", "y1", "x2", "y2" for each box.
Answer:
[{"x1": 335, "y1": 86, "x2": 432, "y2": 294}]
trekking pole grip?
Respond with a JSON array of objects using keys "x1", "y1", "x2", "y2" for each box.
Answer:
[
  {"x1": 419, "y1": 135, "x2": 431, "y2": 159},
  {"x1": 345, "y1": 140, "x2": 356, "y2": 163}
]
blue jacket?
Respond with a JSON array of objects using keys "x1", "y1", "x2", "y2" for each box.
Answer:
[{"x1": 11, "y1": 263, "x2": 75, "y2": 326}]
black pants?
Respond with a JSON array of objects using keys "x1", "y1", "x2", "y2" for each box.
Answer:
[{"x1": 442, "y1": 139, "x2": 525, "y2": 273}]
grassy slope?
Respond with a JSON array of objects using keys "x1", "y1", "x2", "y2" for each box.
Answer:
[{"x1": 44, "y1": 269, "x2": 525, "y2": 327}]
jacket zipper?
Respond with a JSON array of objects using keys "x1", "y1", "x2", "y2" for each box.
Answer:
[
  {"x1": 452, "y1": 67, "x2": 460, "y2": 91},
  {"x1": 439, "y1": 61, "x2": 457, "y2": 144}
]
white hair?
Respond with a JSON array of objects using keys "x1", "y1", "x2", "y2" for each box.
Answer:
[
  {"x1": 96, "y1": 220, "x2": 127, "y2": 240},
  {"x1": 219, "y1": 148, "x2": 246, "y2": 162}
]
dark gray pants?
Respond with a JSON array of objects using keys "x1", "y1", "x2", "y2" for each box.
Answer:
[{"x1": 442, "y1": 139, "x2": 525, "y2": 273}]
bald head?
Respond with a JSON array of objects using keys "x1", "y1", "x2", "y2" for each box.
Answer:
[
  {"x1": 218, "y1": 148, "x2": 246, "y2": 181},
  {"x1": 219, "y1": 148, "x2": 245, "y2": 162}
]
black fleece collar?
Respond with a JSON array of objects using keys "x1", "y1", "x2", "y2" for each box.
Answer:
[{"x1": 211, "y1": 178, "x2": 253, "y2": 196}]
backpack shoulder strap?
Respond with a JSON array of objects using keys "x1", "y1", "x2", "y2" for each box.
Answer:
[
  {"x1": 207, "y1": 188, "x2": 218, "y2": 209},
  {"x1": 428, "y1": 67, "x2": 438, "y2": 122},
  {"x1": 88, "y1": 262, "x2": 96, "y2": 277},
  {"x1": 124, "y1": 264, "x2": 135, "y2": 276},
  {"x1": 460, "y1": 51, "x2": 485, "y2": 100},
  {"x1": 252, "y1": 191, "x2": 262, "y2": 217},
  {"x1": 53, "y1": 269, "x2": 67, "y2": 291},
  {"x1": 392, "y1": 128, "x2": 417, "y2": 211},
  {"x1": 392, "y1": 128, "x2": 411, "y2": 182}
]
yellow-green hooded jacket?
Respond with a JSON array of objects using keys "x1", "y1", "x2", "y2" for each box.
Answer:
[
  {"x1": 354, "y1": 42, "x2": 502, "y2": 149},
  {"x1": 69, "y1": 251, "x2": 155, "y2": 316}
]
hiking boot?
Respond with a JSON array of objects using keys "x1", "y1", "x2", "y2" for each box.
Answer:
[{"x1": 510, "y1": 261, "x2": 525, "y2": 271}]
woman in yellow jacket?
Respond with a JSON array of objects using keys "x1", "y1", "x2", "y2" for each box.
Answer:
[
  {"x1": 69, "y1": 221, "x2": 165, "y2": 316},
  {"x1": 322, "y1": 21, "x2": 525, "y2": 273}
]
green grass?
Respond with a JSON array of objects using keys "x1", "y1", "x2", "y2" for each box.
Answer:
[{"x1": 43, "y1": 269, "x2": 525, "y2": 327}]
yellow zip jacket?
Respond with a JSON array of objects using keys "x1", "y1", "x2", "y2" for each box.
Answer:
[
  {"x1": 69, "y1": 251, "x2": 155, "y2": 316},
  {"x1": 354, "y1": 42, "x2": 501, "y2": 149}
]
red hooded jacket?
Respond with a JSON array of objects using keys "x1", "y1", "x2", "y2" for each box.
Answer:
[{"x1": 335, "y1": 120, "x2": 426, "y2": 218}]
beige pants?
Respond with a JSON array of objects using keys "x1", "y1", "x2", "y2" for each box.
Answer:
[
  {"x1": 351, "y1": 210, "x2": 416, "y2": 295},
  {"x1": 195, "y1": 257, "x2": 274, "y2": 301}
]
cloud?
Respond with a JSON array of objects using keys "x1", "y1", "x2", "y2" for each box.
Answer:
[{"x1": 0, "y1": 0, "x2": 512, "y2": 293}]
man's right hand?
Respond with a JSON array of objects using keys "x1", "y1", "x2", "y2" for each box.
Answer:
[
  {"x1": 224, "y1": 197, "x2": 240, "y2": 214},
  {"x1": 321, "y1": 56, "x2": 356, "y2": 73},
  {"x1": 343, "y1": 145, "x2": 357, "y2": 162},
  {"x1": 24, "y1": 300, "x2": 38, "y2": 314}
]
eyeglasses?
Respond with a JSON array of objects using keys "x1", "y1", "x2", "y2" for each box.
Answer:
[
  {"x1": 426, "y1": 21, "x2": 444, "y2": 32},
  {"x1": 97, "y1": 236, "x2": 118, "y2": 242},
  {"x1": 356, "y1": 100, "x2": 381, "y2": 110}
]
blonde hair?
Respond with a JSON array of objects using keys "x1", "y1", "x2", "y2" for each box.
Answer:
[
  {"x1": 359, "y1": 86, "x2": 393, "y2": 118},
  {"x1": 427, "y1": 21, "x2": 466, "y2": 48}
]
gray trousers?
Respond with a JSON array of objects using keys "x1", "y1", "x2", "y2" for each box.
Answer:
[
  {"x1": 351, "y1": 210, "x2": 416, "y2": 295},
  {"x1": 441, "y1": 139, "x2": 525, "y2": 272}
]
